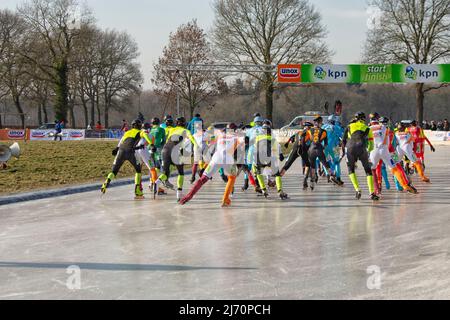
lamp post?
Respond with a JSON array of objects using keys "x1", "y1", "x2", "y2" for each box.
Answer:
[{"x1": 138, "y1": 85, "x2": 142, "y2": 114}]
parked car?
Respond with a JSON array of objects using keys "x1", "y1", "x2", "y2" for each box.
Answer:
[
  {"x1": 280, "y1": 111, "x2": 340, "y2": 131},
  {"x1": 38, "y1": 123, "x2": 56, "y2": 130},
  {"x1": 210, "y1": 122, "x2": 231, "y2": 130}
]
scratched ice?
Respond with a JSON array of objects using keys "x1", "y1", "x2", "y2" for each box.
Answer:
[{"x1": 0, "y1": 148, "x2": 449, "y2": 299}]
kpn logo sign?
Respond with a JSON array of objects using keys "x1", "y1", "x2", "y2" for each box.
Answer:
[
  {"x1": 303, "y1": 65, "x2": 359, "y2": 83},
  {"x1": 277, "y1": 64, "x2": 301, "y2": 83},
  {"x1": 393, "y1": 64, "x2": 450, "y2": 83}
]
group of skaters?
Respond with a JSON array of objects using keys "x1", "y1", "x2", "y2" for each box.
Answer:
[{"x1": 100, "y1": 111, "x2": 435, "y2": 206}]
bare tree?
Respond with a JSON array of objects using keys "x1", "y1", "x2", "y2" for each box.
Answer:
[
  {"x1": 0, "y1": 9, "x2": 31, "y2": 128},
  {"x1": 97, "y1": 29, "x2": 143, "y2": 128},
  {"x1": 18, "y1": 0, "x2": 93, "y2": 124},
  {"x1": 363, "y1": 0, "x2": 450, "y2": 124},
  {"x1": 211, "y1": 0, "x2": 331, "y2": 121},
  {"x1": 152, "y1": 20, "x2": 225, "y2": 119}
]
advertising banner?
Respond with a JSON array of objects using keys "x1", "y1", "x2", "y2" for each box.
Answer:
[
  {"x1": 302, "y1": 64, "x2": 360, "y2": 83},
  {"x1": 30, "y1": 129, "x2": 85, "y2": 141},
  {"x1": 0, "y1": 129, "x2": 29, "y2": 141},
  {"x1": 392, "y1": 64, "x2": 450, "y2": 83},
  {"x1": 276, "y1": 64, "x2": 450, "y2": 84},
  {"x1": 277, "y1": 64, "x2": 302, "y2": 83}
]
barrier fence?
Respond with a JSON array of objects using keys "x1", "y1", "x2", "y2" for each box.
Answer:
[{"x1": 1, "y1": 128, "x2": 449, "y2": 143}]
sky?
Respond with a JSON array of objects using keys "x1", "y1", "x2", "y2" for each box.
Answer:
[{"x1": 2, "y1": 0, "x2": 372, "y2": 89}]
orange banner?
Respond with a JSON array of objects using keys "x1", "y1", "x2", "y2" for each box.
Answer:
[
  {"x1": 277, "y1": 64, "x2": 302, "y2": 83},
  {"x1": 0, "y1": 129, "x2": 29, "y2": 141}
]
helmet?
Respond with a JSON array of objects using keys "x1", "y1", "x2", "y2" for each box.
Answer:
[
  {"x1": 164, "y1": 116, "x2": 174, "y2": 127},
  {"x1": 355, "y1": 112, "x2": 366, "y2": 121},
  {"x1": 253, "y1": 113, "x2": 261, "y2": 118},
  {"x1": 411, "y1": 120, "x2": 417, "y2": 126},
  {"x1": 313, "y1": 116, "x2": 323, "y2": 124},
  {"x1": 176, "y1": 117, "x2": 186, "y2": 127},
  {"x1": 254, "y1": 116, "x2": 264, "y2": 125},
  {"x1": 328, "y1": 115, "x2": 337, "y2": 124},
  {"x1": 369, "y1": 112, "x2": 380, "y2": 122},
  {"x1": 151, "y1": 117, "x2": 160, "y2": 125},
  {"x1": 143, "y1": 122, "x2": 151, "y2": 130},
  {"x1": 263, "y1": 119, "x2": 272, "y2": 128},
  {"x1": 304, "y1": 122, "x2": 313, "y2": 128},
  {"x1": 227, "y1": 122, "x2": 238, "y2": 131},
  {"x1": 131, "y1": 119, "x2": 142, "y2": 129},
  {"x1": 379, "y1": 117, "x2": 389, "y2": 124}
]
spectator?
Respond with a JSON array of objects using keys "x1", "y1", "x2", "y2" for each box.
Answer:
[
  {"x1": 422, "y1": 120, "x2": 430, "y2": 130},
  {"x1": 54, "y1": 120, "x2": 63, "y2": 141},
  {"x1": 430, "y1": 121, "x2": 437, "y2": 131},
  {"x1": 444, "y1": 119, "x2": 449, "y2": 131},
  {"x1": 187, "y1": 113, "x2": 203, "y2": 134},
  {"x1": 95, "y1": 121, "x2": 104, "y2": 131},
  {"x1": 121, "y1": 119, "x2": 129, "y2": 132},
  {"x1": 87, "y1": 123, "x2": 92, "y2": 130},
  {"x1": 437, "y1": 121, "x2": 444, "y2": 131}
]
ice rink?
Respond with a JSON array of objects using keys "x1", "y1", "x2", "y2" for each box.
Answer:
[{"x1": 1, "y1": 147, "x2": 450, "y2": 300}]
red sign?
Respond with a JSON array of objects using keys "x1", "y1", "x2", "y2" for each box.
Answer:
[{"x1": 278, "y1": 64, "x2": 302, "y2": 83}]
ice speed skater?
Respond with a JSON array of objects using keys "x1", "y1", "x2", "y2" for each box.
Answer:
[
  {"x1": 251, "y1": 122, "x2": 288, "y2": 200},
  {"x1": 407, "y1": 120, "x2": 435, "y2": 169},
  {"x1": 342, "y1": 112, "x2": 379, "y2": 201},
  {"x1": 156, "y1": 117, "x2": 199, "y2": 202},
  {"x1": 179, "y1": 123, "x2": 245, "y2": 207},
  {"x1": 396, "y1": 123, "x2": 430, "y2": 183},
  {"x1": 101, "y1": 119, "x2": 154, "y2": 199},
  {"x1": 369, "y1": 115, "x2": 417, "y2": 195}
]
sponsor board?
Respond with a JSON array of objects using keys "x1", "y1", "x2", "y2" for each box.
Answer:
[
  {"x1": 277, "y1": 64, "x2": 301, "y2": 83},
  {"x1": 0, "y1": 129, "x2": 29, "y2": 141},
  {"x1": 30, "y1": 129, "x2": 85, "y2": 141},
  {"x1": 424, "y1": 130, "x2": 448, "y2": 142},
  {"x1": 392, "y1": 64, "x2": 450, "y2": 83},
  {"x1": 302, "y1": 64, "x2": 360, "y2": 83},
  {"x1": 7, "y1": 130, "x2": 26, "y2": 139},
  {"x1": 276, "y1": 64, "x2": 450, "y2": 83}
]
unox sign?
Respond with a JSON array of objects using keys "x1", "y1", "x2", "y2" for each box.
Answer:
[
  {"x1": 7, "y1": 130, "x2": 26, "y2": 140},
  {"x1": 68, "y1": 130, "x2": 85, "y2": 139},
  {"x1": 278, "y1": 64, "x2": 301, "y2": 83}
]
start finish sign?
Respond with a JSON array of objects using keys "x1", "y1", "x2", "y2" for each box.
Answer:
[{"x1": 276, "y1": 64, "x2": 450, "y2": 84}]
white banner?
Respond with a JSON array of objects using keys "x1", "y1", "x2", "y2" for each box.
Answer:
[
  {"x1": 30, "y1": 129, "x2": 86, "y2": 141},
  {"x1": 424, "y1": 130, "x2": 448, "y2": 142}
]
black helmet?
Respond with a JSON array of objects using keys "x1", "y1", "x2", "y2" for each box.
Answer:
[
  {"x1": 369, "y1": 112, "x2": 380, "y2": 122},
  {"x1": 411, "y1": 120, "x2": 417, "y2": 126},
  {"x1": 143, "y1": 122, "x2": 151, "y2": 130},
  {"x1": 131, "y1": 119, "x2": 142, "y2": 129},
  {"x1": 176, "y1": 117, "x2": 186, "y2": 127},
  {"x1": 253, "y1": 112, "x2": 261, "y2": 118},
  {"x1": 379, "y1": 117, "x2": 389, "y2": 124},
  {"x1": 314, "y1": 116, "x2": 323, "y2": 123},
  {"x1": 263, "y1": 119, "x2": 273, "y2": 128},
  {"x1": 165, "y1": 117, "x2": 174, "y2": 127},
  {"x1": 355, "y1": 112, "x2": 366, "y2": 121},
  {"x1": 151, "y1": 117, "x2": 160, "y2": 125},
  {"x1": 304, "y1": 122, "x2": 313, "y2": 128},
  {"x1": 163, "y1": 114, "x2": 172, "y2": 121}
]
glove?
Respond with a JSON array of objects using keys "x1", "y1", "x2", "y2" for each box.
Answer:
[
  {"x1": 150, "y1": 145, "x2": 157, "y2": 153},
  {"x1": 431, "y1": 146, "x2": 436, "y2": 152},
  {"x1": 284, "y1": 142, "x2": 290, "y2": 149},
  {"x1": 112, "y1": 147, "x2": 119, "y2": 156},
  {"x1": 279, "y1": 154, "x2": 285, "y2": 162}
]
